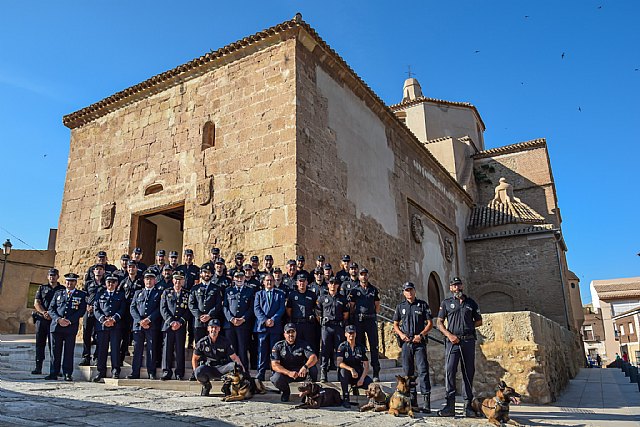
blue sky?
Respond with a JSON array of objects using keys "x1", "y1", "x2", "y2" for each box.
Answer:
[{"x1": 1, "y1": 1, "x2": 638, "y2": 303}]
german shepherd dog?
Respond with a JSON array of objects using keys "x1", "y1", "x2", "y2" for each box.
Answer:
[
  {"x1": 388, "y1": 375, "x2": 414, "y2": 418},
  {"x1": 470, "y1": 380, "x2": 522, "y2": 426},
  {"x1": 220, "y1": 363, "x2": 266, "y2": 402},
  {"x1": 359, "y1": 383, "x2": 389, "y2": 412},
  {"x1": 295, "y1": 382, "x2": 343, "y2": 409}
]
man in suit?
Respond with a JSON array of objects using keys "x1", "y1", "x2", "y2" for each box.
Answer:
[
  {"x1": 92, "y1": 275, "x2": 126, "y2": 381},
  {"x1": 160, "y1": 271, "x2": 190, "y2": 380},
  {"x1": 128, "y1": 270, "x2": 162, "y2": 379},
  {"x1": 253, "y1": 273, "x2": 286, "y2": 381},
  {"x1": 45, "y1": 273, "x2": 87, "y2": 381}
]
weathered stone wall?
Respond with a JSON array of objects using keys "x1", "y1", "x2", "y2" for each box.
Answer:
[
  {"x1": 0, "y1": 250, "x2": 55, "y2": 333},
  {"x1": 476, "y1": 311, "x2": 582, "y2": 404},
  {"x1": 56, "y1": 36, "x2": 299, "y2": 279},
  {"x1": 466, "y1": 233, "x2": 570, "y2": 328},
  {"x1": 294, "y1": 37, "x2": 472, "y2": 307}
]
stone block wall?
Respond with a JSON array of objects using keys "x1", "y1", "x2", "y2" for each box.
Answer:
[
  {"x1": 57, "y1": 36, "x2": 299, "y2": 278},
  {"x1": 294, "y1": 36, "x2": 472, "y2": 306},
  {"x1": 476, "y1": 311, "x2": 582, "y2": 404}
]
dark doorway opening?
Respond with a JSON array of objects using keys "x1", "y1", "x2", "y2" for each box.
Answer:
[
  {"x1": 427, "y1": 272, "x2": 442, "y2": 314},
  {"x1": 132, "y1": 205, "x2": 184, "y2": 267}
]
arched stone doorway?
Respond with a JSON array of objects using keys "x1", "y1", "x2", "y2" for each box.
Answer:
[{"x1": 427, "y1": 272, "x2": 442, "y2": 313}]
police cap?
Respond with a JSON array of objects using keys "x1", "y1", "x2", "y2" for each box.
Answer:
[
  {"x1": 264, "y1": 254, "x2": 273, "y2": 261},
  {"x1": 328, "y1": 276, "x2": 337, "y2": 284},
  {"x1": 273, "y1": 267, "x2": 282, "y2": 273},
  {"x1": 184, "y1": 249, "x2": 194, "y2": 255},
  {"x1": 341, "y1": 254, "x2": 351, "y2": 262},
  {"x1": 286, "y1": 259, "x2": 296, "y2": 266},
  {"x1": 172, "y1": 272, "x2": 185, "y2": 280},
  {"x1": 162, "y1": 264, "x2": 173, "y2": 271},
  {"x1": 284, "y1": 323, "x2": 296, "y2": 332},
  {"x1": 97, "y1": 251, "x2": 107, "y2": 258},
  {"x1": 359, "y1": 267, "x2": 369, "y2": 274},
  {"x1": 156, "y1": 250, "x2": 166, "y2": 256},
  {"x1": 235, "y1": 252, "x2": 244, "y2": 260},
  {"x1": 215, "y1": 257, "x2": 225, "y2": 264},
  {"x1": 207, "y1": 319, "x2": 221, "y2": 328},
  {"x1": 402, "y1": 282, "x2": 415, "y2": 291},
  {"x1": 93, "y1": 264, "x2": 105, "y2": 270},
  {"x1": 120, "y1": 254, "x2": 130, "y2": 261},
  {"x1": 64, "y1": 273, "x2": 79, "y2": 281},
  {"x1": 296, "y1": 274, "x2": 307, "y2": 281},
  {"x1": 133, "y1": 247, "x2": 143, "y2": 254},
  {"x1": 243, "y1": 263, "x2": 253, "y2": 271},
  {"x1": 200, "y1": 264, "x2": 212, "y2": 272},
  {"x1": 313, "y1": 267, "x2": 323, "y2": 274},
  {"x1": 316, "y1": 255, "x2": 325, "y2": 261},
  {"x1": 349, "y1": 262, "x2": 359, "y2": 269},
  {"x1": 144, "y1": 270, "x2": 156, "y2": 278},
  {"x1": 345, "y1": 325, "x2": 356, "y2": 334},
  {"x1": 296, "y1": 255, "x2": 305, "y2": 262},
  {"x1": 233, "y1": 270, "x2": 245, "y2": 278},
  {"x1": 210, "y1": 247, "x2": 220, "y2": 255},
  {"x1": 250, "y1": 255, "x2": 259, "y2": 262},
  {"x1": 127, "y1": 260, "x2": 137, "y2": 267},
  {"x1": 450, "y1": 277, "x2": 463, "y2": 286},
  {"x1": 48, "y1": 268, "x2": 59, "y2": 276},
  {"x1": 106, "y1": 276, "x2": 118, "y2": 282},
  {"x1": 323, "y1": 263, "x2": 332, "y2": 270},
  {"x1": 169, "y1": 251, "x2": 179, "y2": 258}
]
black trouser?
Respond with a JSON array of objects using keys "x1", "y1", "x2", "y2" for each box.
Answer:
[
  {"x1": 34, "y1": 318, "x2": 52, "y2": 365},
  {"x1": 355, "y1": 319, "x2": 380, "y2": 375},
  {"x1": 82, "y1": 314, "x2": 97, "y2": 359},
  {"x1": 339, "y1": 366, "x2": 373, "y2": 395},
  {"x1": 162, "y1": 327, "x2": 187, "y2": 377},
  {"x1": 444, "y1": 339, "x2": 476, "y2": 401},
  {"x1": 270, "y1": 366, "x2": 318, "y2": 395},
  {"x1": 402, "y1": 342, "x2": 431, "y2": 394},
  {"x1": 51, "y1": 326, "x2": 79, "y2": 376},
  {"x1": 118, "y1": 313, "x2": 133, "y2": 364},
  {"x1": 194, "y1": 362, "x2": 236, "y2": 383},
  {"x1": 224, "y1": 325, "x2": 250, "y2": 370},
  {"x1": 155, "y1": 332, "x2": 164, "y2": 368},
  {"x1": 96, "y1": 328, "x2": 122, "y2": 376},
  {"x1": 321, "y1": 323, "x2": 344, "y2": 371},
  {"x1": 131, "y1": 328, "x2": 158, "y2": 376},
  {"x1": 293, "y1": 320, "x2": 319, "y2": 355},
  {"x1": 187, "y1": 317, "x2": 195, "y2": 348}
]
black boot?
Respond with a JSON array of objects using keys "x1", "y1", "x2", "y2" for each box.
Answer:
[
  {"x1": 78, "y1": 357, "x2": 91, "y2": 366},
  {"x1": 31, "y1": 361, "x2": 43, "y2": 375},
  {"x1": 342, "y1": 393, "x2": 351, "y2": 408},
  {"x1": 410, "y1": 388, "x2": 418, "y2": 409},
  {"x1": 201, "y1": 381, "x2": 212, "y2": 396},
  {"x1": 437, "y1": 398, "x2": 455, "y2": 417},
  {"x1": 422, "y1": 393, "x2": 431, "y2": 414},
  {"x1": 320, "y1": 368, "x2": 328, "y2": 382},
  {"x1": 464, "y1": 400, "x2": 476, "y2": 417}
]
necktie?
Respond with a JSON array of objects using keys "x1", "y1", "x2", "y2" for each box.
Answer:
[
  {"x1": 267, "y1": 291, "x2": 272, "y2": 305},
  {"x1": 67, "y1": 291, "x2": 72, "y2": 299}
]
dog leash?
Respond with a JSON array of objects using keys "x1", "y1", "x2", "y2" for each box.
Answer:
[{"x1": 482, "y1": 397, "x2": 510, "y2": 410}]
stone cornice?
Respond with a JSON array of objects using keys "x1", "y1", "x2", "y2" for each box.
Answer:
[
  {"x1": 473, "y1": 138, "x2": 547, "y2": 159},
  {"x1": 389, "y1": 96, "x2": 486, "y2": 130}
]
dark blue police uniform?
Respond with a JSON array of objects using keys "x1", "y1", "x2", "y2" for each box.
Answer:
[
  {"x1": 160, "y1": 287, "x2": 191, "y2": 379},
  {"x1": 223, "y1": 284, "x2": 255, "y2": 370},
  {"x1": 189, "y1": 281, "x2": 223, "y2": 342},
  {"x1": 32, "y1": 279, "x2": 65, "y2": 373},
  {"x1": 348, "y1": 283, "x2": 381, "y2": 377},
  {"x1": 336, "y1": 339, "x2": 373, "y2": 396},
  {"x1": 48, "y1": 286, "x2": 87, "y2": 379},
  {"x1": 193, "y1": 334, "x2": 237, "y2": 383},
  {"x1": 286, "y1": 289, "x2": 319, "y2": 354},
  {"x1": 129, "y1": 286, "x2": 162, "y2": 378},
  {"x1": 270, "y1": 338, "x2": 318, "y2": 397},
  {"x1": 94, "y1": 288, "x2": 126, "y2": 378},
  {"x1": 82, "y1": 276, "x2": 106, "y2": 362},
  {"x1": 316, "y1": 291, "x2": 348, "y2": 376}
]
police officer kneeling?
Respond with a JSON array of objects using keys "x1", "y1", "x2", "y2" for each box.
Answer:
[
  {"x1": 192, "y1": 318, "x2": 244, "y2": 396},
  {"x1": 393, "y1": 281, "x2": 433, "y2": 413},
  {"x1": 336, "y1": 324, "x2": 373, "y2": 408},
  {"x1": 270, "y1": 323, "x2": 318, "y2": 402}
]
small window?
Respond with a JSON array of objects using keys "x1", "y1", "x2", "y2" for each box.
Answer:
[
  {"x1": 571, "y1": 283, "x2": 575, "y2": 289},
  {"x1": 630, "y1": 323, "x2": 634, "y2": 335},
  {"x1": 144, "y1": 184, "x2": 163, "y2": 196},
  {"x1": 26, "y1": 283, "x2": 39, "y2": 309},
  {"x1": 202, "y1": 121, "x2": 215, "y2": 151},
  {"x1": 620, "y1": 325, "x2": 625, "y2": 335}
]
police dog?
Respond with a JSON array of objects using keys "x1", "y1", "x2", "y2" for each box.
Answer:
[
  {"x1": 388, "y1": 375, "x2": 414, "y2": 418},
  {"x1": 359, "y1": 383, "x2": 389, "y2": 412},
  {"x1": 221, "y1": 364, "x2": 266, "y2": 402},
  {"x1": 295, "y1": 382, "x2": 343, "y2": 409},
  {"x1": 470, "y1": 380, "x2": 522, "y2": 426}
]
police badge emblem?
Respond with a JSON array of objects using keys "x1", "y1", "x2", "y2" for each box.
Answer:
[
  {"x1": 450, "y1": 303, "x2": 455, "y2": 309},
  {"x1": 325, "y1": 297, "x2": 329, "y2": 303},
  {"x1": 294, "y1": 295, "x2": 298, "y2": 301}
]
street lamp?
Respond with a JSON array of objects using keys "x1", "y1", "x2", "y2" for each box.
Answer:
[{"x1": 0, "y1": 239, "x2": 12, "y2": 292}]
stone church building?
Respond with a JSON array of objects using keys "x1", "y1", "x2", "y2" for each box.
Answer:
[{"x1": 57, "y1": 15, "x2": 582, "y2": 331}]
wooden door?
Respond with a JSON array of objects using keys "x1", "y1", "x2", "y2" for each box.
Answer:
[{"x1": 136, "y1": 217, "x2": 157, "y2": 267}]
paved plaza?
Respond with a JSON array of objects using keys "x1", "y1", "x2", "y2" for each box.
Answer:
[{"x1": 1, "y1": 335, "x2": 639, "y2": 426}]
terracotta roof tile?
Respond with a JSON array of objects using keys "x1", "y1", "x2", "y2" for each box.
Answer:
[
  {"x1": 465, "y1": 224, "x2": 556, "y2": 241},
  {"x1": 592, "y1": 277, "x2": 640, "y2": 293},
  {"x1": 472, "y1": 138, "x2": 546, "y2": 159},
  {"x1": 468, "y1": 200, "x2": 546, "y2": 230}
]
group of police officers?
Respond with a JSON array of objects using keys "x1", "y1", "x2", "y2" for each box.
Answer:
[{"x1": 32, "y1": 247, "x2": 481, "y2": 416}]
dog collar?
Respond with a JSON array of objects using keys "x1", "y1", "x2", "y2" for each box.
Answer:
[{"x1": 494, "y1": 397, "x2": 509, "y2": 407}]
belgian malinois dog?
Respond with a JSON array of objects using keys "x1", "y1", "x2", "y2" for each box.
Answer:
[
  {"x1": 220, "y1": 363, "x2": 266, "y2": 402},
  {"x1": 295, "y1": 382, "x2": 343, "y2": 409},
  {"x1": 359, "y1": 382, "x2": 389, "y2": 412},
  {"x1": 470, "y1": 380, "x2": 522, "y2": 426},
  {"x1": 388, "y1": 375, "x2": 414, "y2": 418}
]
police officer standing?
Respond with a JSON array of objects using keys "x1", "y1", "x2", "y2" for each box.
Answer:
[
  {"x1": 192, "y1": 319, "x2": 244, "y2": 396},
  {"x1": 211, "y1": 258, "x2": 231, "y2": 289},
  {"x1": 223, "y1": 270, "x2": 255, "y2": 371},
  {"x1": 149, "y1": 250, "x2": 167, "y2": 278},
  {"x1": 117, "y1": 260, "x2": 143, "y2": 364},
  {"x1": 189, "y1": 265, "x2": 223, "y2": 343},
  {"x1": 130, "y1": 247, "x2": 147, "y2": 274},
  {"x1": 335, "y1": 255, "x2": 351, "y2": 284},
  {"x1": 336, "y1": 324, "x2": 373, "y2": 408},
  {"x1": 45, "y1": 273, "x2": 87, "y2": 381},
  {"x1": 84, "y1": 251, "x2": 117, "y2": 283},
  {"x1": 177, "y1": 249, "x2": 200, "y2": 291},
  {"x1": 282, "y1": 260, "x2": 298, "y2": 293},
  {"x1": 258, "y1": 254, "x2": 274, "y2": 283},
  {"x1": 285, "y1": 274, "x2": 319, "y2": 354},
  {"x1": 393, "y1": 282, "x2": 433, "y2": 413},
  {"x1": 340, "y1": 262, "x2": 360, "y2": 298},
  {"x1": 92, "y1": 275, "x2": 126, "y2": 381},
  {"x1": 156, "y1": 264, "x2": 174, "y2": 291},
  {"x1": 316, "y1": 277, "x2": 349, "y2": 382},
  {"x1": 160, "y1": 271, "x2": 191, "y2": 380},
  {"x1": 436, "y1": 277, "x2": 482, "y2": 418},
  {"x1": 80, "y1": 264, "x2": 106, "y2": 366},
  {"x1": 128, "y1": 270, "x2": 162, "y2": 379},
  {"x1": 348, "y1": 267, "x2": 381, "y2": 381},
  {"x1": 31, "y1": 268, "x2": 65, "y2": 375},
  {"x1": 270, "y1": 323, "x2": 318, "y2": 402}
]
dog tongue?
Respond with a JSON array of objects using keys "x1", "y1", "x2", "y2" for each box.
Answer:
[{"x1": 510, "y1": 396, "x2": 521, "y2": 405}]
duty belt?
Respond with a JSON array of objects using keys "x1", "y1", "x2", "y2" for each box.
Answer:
[
  {"x1": 293, "y1": 318, "x2": 315, "y2": 324},
  {"x1": 324, "y1": 320, "x2": 343, "y2": 325},
  {"x1": 357, "y1": 313, "x2": 377, "y2": 321},
  {"x1": 457, "y1": 334, "x2": 476, "y2": 341}
]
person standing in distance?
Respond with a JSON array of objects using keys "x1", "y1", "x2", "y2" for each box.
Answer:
[
  {"x1": 31, "y1": 268, "x2": 64, "y2": 375},
  {"x1": 436, "y1": 277, "x2": 482, "y2": 418},
  {"x1": 393, "y1": 281, "x2": 433, "y2": 413}
]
